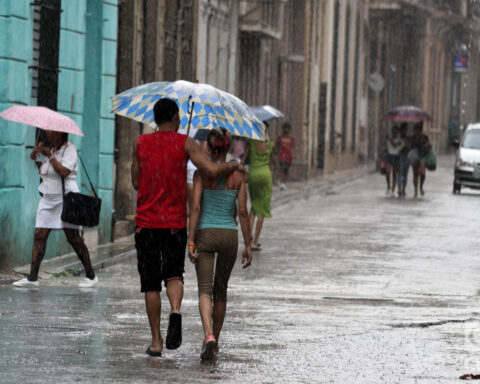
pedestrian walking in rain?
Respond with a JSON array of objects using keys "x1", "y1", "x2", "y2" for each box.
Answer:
[
  {"x1": 188, "y1": 129, "x2": 252, "y2": 361},
  {"x1": 408, "y1": 122, "x2": 431, "y2": 197},
  {"x1": 12, "y1": 131, "x2": 98, "y2": 288},
  {"x1": 397, "y1": 123, "x2": 409, "y2": 197},
  {"x1": 275, "y1": 122, "x2": 295, "y2": 190},
  {"x1": 241, "y1": 124, "x2": 274, "y2": 251},
  {"x1": 385, "y1": 125, "x2": 404, "y2": 197},
  {"x1": 131, "y1": 98, "x2": 244, "y2": 357}
]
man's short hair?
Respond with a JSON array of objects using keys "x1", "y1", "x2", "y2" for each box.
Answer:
[
  {"x1": 153, "y1": 98, "x2": 179, "y2": 125},
  {"x1": 282, "y1": 122, "x2": 292, "y2": 131}
]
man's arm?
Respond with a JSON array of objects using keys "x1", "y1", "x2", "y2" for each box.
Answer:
[
  {"x1": 131, "y1": 138, "x2": 139, "y2": 190},
  {"x1": 186, "y1": 136, "x2": 242, "y2": 176}
]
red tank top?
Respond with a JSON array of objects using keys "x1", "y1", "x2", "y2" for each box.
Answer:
[{"x1": 135, "y1": 131, "x2": 188, "y2": 229}]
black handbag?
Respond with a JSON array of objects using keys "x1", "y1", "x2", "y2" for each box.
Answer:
[{"x1": 61, "y1": 155, "x2": 102, "y2": 227}]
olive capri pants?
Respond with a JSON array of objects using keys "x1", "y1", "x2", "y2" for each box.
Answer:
[{"x1": 195, "y1": 228, "x2": 238, "y2": 302}]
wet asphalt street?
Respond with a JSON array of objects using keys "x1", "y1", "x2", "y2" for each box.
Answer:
[{"x1": 2, "y1": 156, "x2": 480, "y2": 383}]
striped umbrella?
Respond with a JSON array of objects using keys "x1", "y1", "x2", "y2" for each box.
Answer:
[
  {"x1": 381, "y1": 106, "x2": 431, "y2": 123},
  {"x1": 112, "y1": 80, "x2": 265, "y2": 140}
]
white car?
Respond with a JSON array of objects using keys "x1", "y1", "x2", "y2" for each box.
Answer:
[{"x1": 453, "y1": 123, "x2": 480, "y2": 193}]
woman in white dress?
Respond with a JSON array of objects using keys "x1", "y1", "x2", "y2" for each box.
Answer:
[{"x1": 13, "y1": 131, "x2": 98, "y2": 288}]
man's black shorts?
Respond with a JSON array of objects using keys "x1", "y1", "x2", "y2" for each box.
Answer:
[{"x1": 135, "y1": 227, "x2": 187, "y2": 292}]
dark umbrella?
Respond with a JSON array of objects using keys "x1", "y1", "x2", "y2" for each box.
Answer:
[{"x1": 381, "y1": 106, "x2": 431, "y2": 122}]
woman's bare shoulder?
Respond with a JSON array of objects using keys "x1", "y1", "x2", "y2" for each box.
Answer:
[{"x1": 233, "y1": 169, "x2": 245, "y2": 188}]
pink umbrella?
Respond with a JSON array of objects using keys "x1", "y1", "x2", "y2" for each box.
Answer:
[{"x1": 0, "y1": 105, "x2": 84, "y2": 136}]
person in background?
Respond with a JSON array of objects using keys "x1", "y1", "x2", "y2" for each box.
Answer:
[
  {"x1": 12, "y1": 131, "x2": 98, "y2": 288},
  {"x1": 397, "y1": 123, "x2": 409, "y2": 197},
  {"x1": 229, "y1": 137, "x2": 246, "y2": 164},
  {"x1": 385, "y1": 125, "x2": 404, "y2": 197},
  {"x1": 408, "y1": 122, "x2": 431, "y2": 197},
  {"x1": 241, "y1": 124, "x2": 274, "y2": 251},
  {"x1": 188, "y1": 129, "x2": 252, "y2": 361},
  {"x1": 131, "y1": 98, "x2": 243, "y2": 357},
  {"x1": 275, "y1": 122, "x2": 295, "y2": 190}
]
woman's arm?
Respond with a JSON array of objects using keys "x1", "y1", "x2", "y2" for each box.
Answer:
[
  {"x1": 37, "y1": 146, "x2": 71, "y2": 178},
  {"x1": 188, "y1": 171, "x2": 204, "y2": 265},
  {"x1": 240, "y1": 141, "x2": 250, "y2": 166},
  {"x1": 269, "y1": 142, "x2": 274, "y2": 173},
  {"x1": 30, "y1": 146, "x2": 43, "y2": 170},
  {"x1": 237, "y1": 173, "x2": 252, "y2": 268},
  {"x1": 425, "y1": 135, "x2": 432, "y2": 150}
]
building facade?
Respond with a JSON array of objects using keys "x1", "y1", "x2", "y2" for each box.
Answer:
[
  {"x1": 0, "y1": 0, "x2": 117, "y2": 269},
  {"x1": 368, "y1": 0, "x2": 480, "y2": 162},
  {"x1": 114, "y1": 0, "x2": 197, "y2": 238},
  {"x1": 237, "y1": 0, "x2": 370, "y2": 178},
  {"x1": 113, "y1": 0, "x2": 240, "y2": 238}
]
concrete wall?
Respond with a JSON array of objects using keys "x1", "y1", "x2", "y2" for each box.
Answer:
[
  {"x1": 0, "y1": 1, "x2": 37, "y2": 269},
  {"x1": 196, "y1": 0, "x2": 238, "y2": 93},
  {"x1": 0, "y1": 0, "x2": 117, "y2": 269},
  {"x1": 323, "y1": 0, "x2": 369, "y2": 174}
]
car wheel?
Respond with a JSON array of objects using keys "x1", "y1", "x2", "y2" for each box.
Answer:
[{"x1": 453, "y1": 182, "x2": 461, "y2": 194}]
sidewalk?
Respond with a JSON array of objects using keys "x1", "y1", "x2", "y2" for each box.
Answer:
[{"x1": 7, "y1": 163, "x2": 375, "y2": 282}]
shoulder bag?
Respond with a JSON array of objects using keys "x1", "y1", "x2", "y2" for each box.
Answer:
[{"x1": 61, "y1": 155, "x2": 102, "y2": 227}]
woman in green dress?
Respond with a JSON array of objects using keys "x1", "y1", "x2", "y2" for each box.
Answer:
[{"x1": 241, "y1": 127, "x2": 274, "y2": 251}]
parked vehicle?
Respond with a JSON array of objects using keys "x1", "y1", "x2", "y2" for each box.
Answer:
[{"x1": 453, "y1": 123, "x2": 480, "y2": 193}]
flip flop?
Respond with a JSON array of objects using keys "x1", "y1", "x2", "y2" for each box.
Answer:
[
  {"x1": 251, "y1": 246, "x2": 262, "y2": 251},
  {"x1": 146, "y1": 347, "x2": 162, "y2": 357}
]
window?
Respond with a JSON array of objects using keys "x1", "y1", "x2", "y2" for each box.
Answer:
[{"x1": 30, "y1": 0, "x2": 62, "y2": 110}]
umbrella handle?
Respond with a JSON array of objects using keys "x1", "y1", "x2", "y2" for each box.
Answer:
[{"x1": 187, "y1": 101, "x2": 195, "y2": 137}]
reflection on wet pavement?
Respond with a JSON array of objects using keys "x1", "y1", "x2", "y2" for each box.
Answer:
[{"x1": 2, "y1": 157, "x2": 480, "y2": 383}]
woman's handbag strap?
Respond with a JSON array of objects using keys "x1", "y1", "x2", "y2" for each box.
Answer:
[
  {"x1": 61, "y1": 153, "x2": 99, "y2": 199},
  {"x1": 77, "y1": 154, "x2": 99, "y2": 199}
]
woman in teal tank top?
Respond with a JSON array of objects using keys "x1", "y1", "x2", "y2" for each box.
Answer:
[{"x1": 188, "y1": 129, "x2": 252, "y2": 361}]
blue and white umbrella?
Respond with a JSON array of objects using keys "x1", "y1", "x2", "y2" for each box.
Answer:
[{"x1": 112, "y1": 80, "x2": 265, "y2": 140}]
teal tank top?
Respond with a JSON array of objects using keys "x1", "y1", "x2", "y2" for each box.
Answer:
[{"x1": 198, "y1": 175, "x2": 238, "y2": 230}]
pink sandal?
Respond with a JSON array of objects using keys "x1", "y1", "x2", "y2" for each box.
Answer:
[{"x1": 201, "y1": 334, "x2": 217, "y2": 361}]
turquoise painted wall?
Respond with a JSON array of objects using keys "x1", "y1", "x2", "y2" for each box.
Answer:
[{"x1": 0, "y1": 0, "x2": 117, "y2": 269}]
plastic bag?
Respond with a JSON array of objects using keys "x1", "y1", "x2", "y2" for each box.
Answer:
[{"x1": 425, "y1": 149, "x2": 436, "y2": 171}]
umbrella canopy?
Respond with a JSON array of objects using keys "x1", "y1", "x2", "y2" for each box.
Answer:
[
  {"x1": 177, "y1": 127, "x2": 198, "y2": 138},
  {"x1": 0, "y1": 105, "x2": 84, "y2": 136},
  {"x1": 112, "y1": 80, "x2": 265, "y2": 140},
  {"x1": 251, "y1": 105, "x2": 284, "y2": 122},
  {"x1": 381, "y1": 106, "x2": 431, "y2": 123}
]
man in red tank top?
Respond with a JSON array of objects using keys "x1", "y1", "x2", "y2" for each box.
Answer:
[{"x1": 131, "y1": 98, "x2": 242, "y2": 357}]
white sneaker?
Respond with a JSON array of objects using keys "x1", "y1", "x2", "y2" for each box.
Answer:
[
  {"x1": 12, "y1": 278, "x2": 39, "y2": 287},
  {"x1": 79, "y1": 276, "x2": 98, "y2": 288}
]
